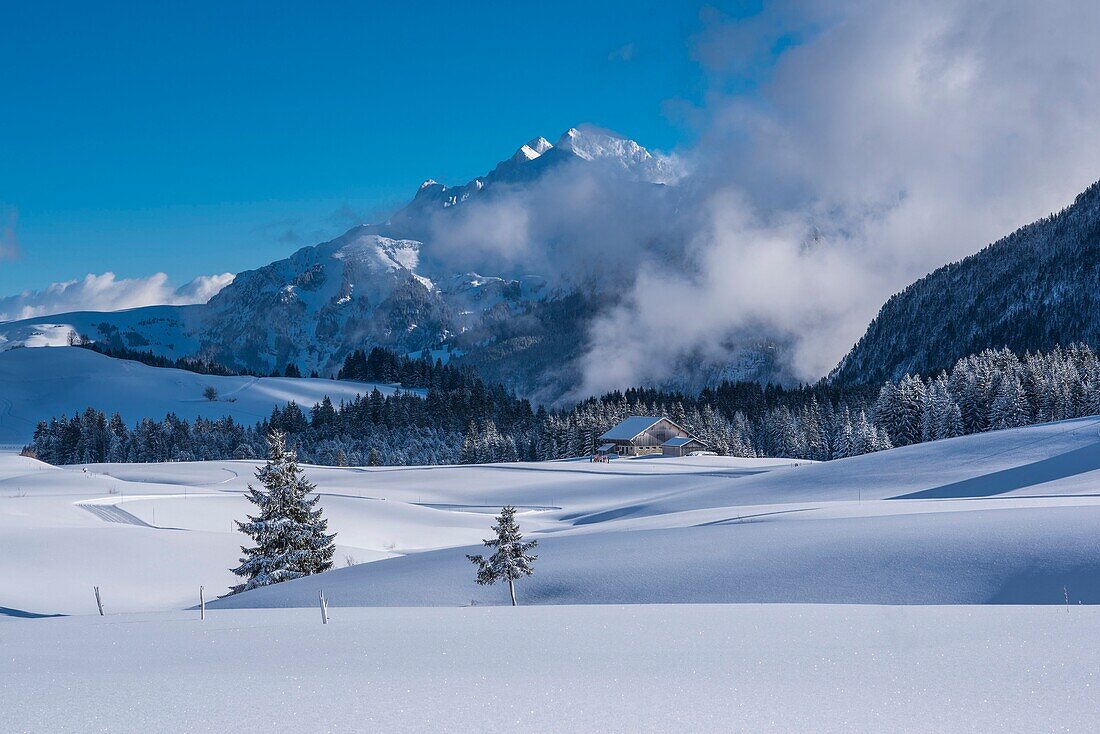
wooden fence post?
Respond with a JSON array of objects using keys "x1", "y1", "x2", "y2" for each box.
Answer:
[{"x1": 94, "y1": 586, "x2": 104, "y2": 616}]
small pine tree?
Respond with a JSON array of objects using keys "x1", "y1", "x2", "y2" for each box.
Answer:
[
  {"x1": 467, "y1": 506, "x2": 538, "y2": 606},
  {"x1": 231, "y1": 430, "x2": 336, "y2": 593}
]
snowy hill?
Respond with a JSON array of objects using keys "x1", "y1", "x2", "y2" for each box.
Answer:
[
  {"x1": 0, "y1": 346, "x2": 414, "y2": 444},
  {"x1": 5, "y1": 414, "x2": 1100, "y2": 729},
  {"x1": 209, "y1": 416, "x2": 1100, "y2": 610}
]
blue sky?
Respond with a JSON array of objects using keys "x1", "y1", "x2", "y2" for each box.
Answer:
[{"x1": 0, "y1": 1, "x2": 753, "y2": 295}]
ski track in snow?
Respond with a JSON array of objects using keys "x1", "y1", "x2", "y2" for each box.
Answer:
[{"x1": 76, "y1": 502, "x2": 155, "y2": 528}]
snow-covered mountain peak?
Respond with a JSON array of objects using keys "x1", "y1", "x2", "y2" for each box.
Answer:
[
  {"x1": 554, "y1": 125, "x2": 680, "y2": 183},
  {"x1": 513, "y1": 136, "x2": 554, "y2": 162},
  {"x1": 554, "y1": 126, "x2": 632, "y2": 160},
  {"x1": 0, "y1": 125, "x2": 685, "y2": 389},
  {"x1": 414, "y1": 179, "x2": 446, "y2": 199},
  {"x1": 328, "y1": 234, "x2": 422, "y2": 274}
]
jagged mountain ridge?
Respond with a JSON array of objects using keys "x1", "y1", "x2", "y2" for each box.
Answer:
[
  {"x1": 374, "y1": 126, "x2": 679, "y2": 241},
  {"x1": 832, "y1": 179, "x2": 1100, "y2": 385}
]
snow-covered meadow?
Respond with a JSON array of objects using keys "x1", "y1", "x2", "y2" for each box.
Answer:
[
  {"x1": 5, "y1": 415, "x2": 1100, "y2": 729},
  {"x1": 5, "y1": 415, "x2": 1100, "y2": 615}
]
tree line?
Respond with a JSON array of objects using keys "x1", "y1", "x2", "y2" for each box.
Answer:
[{"x1": 27, "y1": 344, "x2": 1100, "y2": 467}]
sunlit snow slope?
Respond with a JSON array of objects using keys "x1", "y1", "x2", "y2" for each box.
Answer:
[{"x1": 0, "y1": 346, "x2": 416, "y2": 443}]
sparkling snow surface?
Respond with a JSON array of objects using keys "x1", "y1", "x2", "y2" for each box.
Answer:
[{"x1": 3, "y1": 605, "x2": 1098, "y2": 733}]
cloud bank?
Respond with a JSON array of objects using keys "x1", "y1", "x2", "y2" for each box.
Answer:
[
  {"x1": 422, "y1": 1, "x2": 1100, "y2": 397},
  {"x1": 0, "y1": 272, "x2": 235, "y2": 323}
]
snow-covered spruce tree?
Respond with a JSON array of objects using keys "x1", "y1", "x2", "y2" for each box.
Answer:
[
  {"x1": 467, "y1": 506, "x2": 538, "y2": 606},
  {"x1": 230, "y1": 430, "x2": 336, "y2": 594}
]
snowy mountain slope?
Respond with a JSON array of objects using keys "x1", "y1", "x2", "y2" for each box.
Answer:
[
  {"x1": 6, "y1": 605, "x2": 1098, "y2": 733},
  {"x1": 0, "y1": 304, "x2": 200, "y2": 358},
  {"x1": 833, "y1": 178, "x2": 1100, "y2": 385},
  {"x1": 8, "y1": 416, "x2": 1100, "y2": 616},
  {"x1": 0, "y1": 126, "x2": 694, "y2": 394},
  {"x1": 196, "y1": 232, "x2": 446, "y2": 370},
  {"x1": 0, "y1": 346, "x2": 416, "y2": 444}
]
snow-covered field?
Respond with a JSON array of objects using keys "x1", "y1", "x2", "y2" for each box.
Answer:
[
  {"x1": 6, "y1": 416, "x2": 1100, "y2": 729},
  {"x1": 4, "y1": 415, "x2": 1100, "y2": 616},
  {"x1": 0, "y1": 449, "x2": 798, "y2": 615},
  {"x1": 4, "y1": 604, "x2": 1098, "y2": 733},
  {"x1": 0, "y1": 346, "x2": 418, "y2": 444}
]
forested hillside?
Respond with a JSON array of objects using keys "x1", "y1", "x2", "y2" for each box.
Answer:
[{"x1": 833, "y1": 180, "x2": 1100, "y2": 385}]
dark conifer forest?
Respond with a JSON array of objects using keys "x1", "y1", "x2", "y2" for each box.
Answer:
[{"x1": 29, "y1": 343, "x2": 1100, "y2": 468}]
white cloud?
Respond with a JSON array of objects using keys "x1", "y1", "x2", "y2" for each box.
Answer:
[
  {"x1": 571, "y1": 0, "x2": 1100, "y2": 395},
  {"x1": 0, "y1": 271, "x2": 235, "y2": 323},
  {"x1": 410, "y1": 1, "x2": 1100, "y2": 398},
  {"x1": 172, "y1": 272, "x2": 236, "y2": 303}
]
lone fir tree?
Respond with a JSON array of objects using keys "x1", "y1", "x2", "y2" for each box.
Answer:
[
  {"x1": 467, "y1": 506, "x2": 538, "y2": 606},
  {"x1": 231, "y1": 430, "x2": 336, "y2": 593}
]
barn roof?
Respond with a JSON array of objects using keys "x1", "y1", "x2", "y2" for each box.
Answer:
[
  {"x1": 662, "y1": 437, "x2": 697, "y2": 448},
  {"x1": 596, "y1": 443, "x2": 616, "y2": 453},
  {"x1": 599, "y1": 416, "x2": 666, "y2": 442}
]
